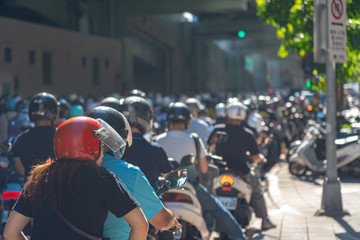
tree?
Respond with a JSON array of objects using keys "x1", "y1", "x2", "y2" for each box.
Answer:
[{"x1": 256, "y1": 0, "x2": 360, "y2": 110}]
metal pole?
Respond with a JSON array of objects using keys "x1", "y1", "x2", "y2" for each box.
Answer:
[{"x1": 320, "y1": 0, "x2": 343, "y2": 215}]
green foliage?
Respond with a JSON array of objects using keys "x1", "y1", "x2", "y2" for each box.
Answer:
[{"x1": 256, "y1": 0, "x2": 360, "y2": 84}]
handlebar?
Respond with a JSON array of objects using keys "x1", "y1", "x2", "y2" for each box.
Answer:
[{"x1": 207, "y1": 154, "x2": 226, "y2": 167}]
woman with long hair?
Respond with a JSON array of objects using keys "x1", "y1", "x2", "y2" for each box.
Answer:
[{"x1": 4, "y1": 116, "x2": 149, "y2": 240}]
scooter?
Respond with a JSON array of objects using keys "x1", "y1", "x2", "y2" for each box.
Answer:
[
  {"x1": 0, "y1": 138, "x2": 28, "y2": 238},
  {"x1": 207, "y1": 130, "x2": 254, "y2": 229},
  {"x1": 163, "y1": 155, "x2": 211, "y2": 240},
  {"x1": 211, "y1": 164, "x2": 253, "y2": 229},
  {"x1": 0, "y1": 168, "x2": 23, "y2": 229},
  {"x1": 147, "y1": 168, "x2": 189, "y2": 240},
  {"x1": 288, "y1": 124, "x2": 360, "y2": 177}
]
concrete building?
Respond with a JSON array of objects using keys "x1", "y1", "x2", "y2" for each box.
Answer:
[{"x1": 0, "y1": 0, "x2": 301, "y2": 97}]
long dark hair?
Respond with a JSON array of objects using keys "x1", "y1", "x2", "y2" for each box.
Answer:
[{"x1": 22, "y1": 159, "x2": 98, "y2": 216}]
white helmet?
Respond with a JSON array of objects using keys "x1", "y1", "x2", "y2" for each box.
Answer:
[
  {"x1": 215, "y1": 103, "x2": 226, "y2": 118},
  {"x1": 247, "y1": 112, "x2": 264, "y2": 133},
  {"x1": 226, "y1": 102, "x2": 247, "y2": 120}
]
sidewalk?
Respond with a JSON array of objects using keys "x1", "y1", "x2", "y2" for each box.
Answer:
[{"x1": 246, "y1": 162, "x2": 360, "y2": 240}]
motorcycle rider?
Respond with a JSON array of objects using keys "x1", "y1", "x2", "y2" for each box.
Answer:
[
  {"x1": 120, "y1": 96, "x2": 173, "y2": 190},
  {"x1": 185, "y1": 98, "x2": 211, "y2": 146},
  {"x1": 209, "y1": 101, "x2": 276, "y2": 230},
  {"x1": 4, "y1": 116, "x2": 148, "y2": 240},
  {"x1": 68, "y1": 104, "x2": 84, "y2": 118},
  {"x1": 100, "y1": 96, "x2": 124, "y2": 112},
  {"x1": 55, "y1": 98, "x2": 70, "y2": 128},
  {"x1": 128, "y1": 89, "x2": 147, "y2": 99},
  {"x1": 12, "y1": 92, "x2": 59, "y2": 178},
  {"x1": 119, "y1": 96, "x2": 175, "y2": 240},
  {"x1": 85, "y1": 106, "x2": 180, "y2": 239},
  {"x1": 214, "y1": 102, "x2": 227, "y2": 125},
  {"x1": 154, "y1": 102, "x2": 246, "y2": 240}
]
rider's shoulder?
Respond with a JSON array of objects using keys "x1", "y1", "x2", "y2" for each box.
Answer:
[
  {"x1": 242, "y1": 126, "x2": 256, "y2": 137},
  {"x1": 212, "y1": 123, "x2": 226, "y2": 131}
]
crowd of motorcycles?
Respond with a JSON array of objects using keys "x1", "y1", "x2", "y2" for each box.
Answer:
[{"x1": 1, "y1": 91, "x2": 360, "y2": 240}]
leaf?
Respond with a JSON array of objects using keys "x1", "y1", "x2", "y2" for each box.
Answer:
[
  {"x1": 278, "y1": 45, "x2": 289, "y2": 58},
  {"x1": 287, "y1": 23, "x2": 294, "y2": 33},
  {"x1": 277, "y1": 27, "x2": 286, "y2": 38}
]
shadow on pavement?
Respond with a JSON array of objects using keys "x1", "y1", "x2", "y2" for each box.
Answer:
[
  {"x1": 293, "y1": 173, "x2": 323, "y2": 185},
  {"x1": 245, "y1": 227, "x2": 280, "y2": 240},
  {"x1": 333, "y1": 216, "x2": 360, "y2": 240}
]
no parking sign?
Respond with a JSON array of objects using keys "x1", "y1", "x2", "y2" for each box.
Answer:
[{"x1": 328, "y1": 0, "x2": 347, "y2": 63}]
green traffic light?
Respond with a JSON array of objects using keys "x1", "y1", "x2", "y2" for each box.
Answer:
[
  {"x1": 306, "y1": 81, "x2": 312, "y2": 88},
  {"x1": 237, "y1": 30, "x2": 246, "y2": 38}
]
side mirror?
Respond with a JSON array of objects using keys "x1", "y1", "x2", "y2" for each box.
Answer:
[
  {"x1": 156, "y1": 169, "x2": 188, "y2": 196},
  {"x1": 165, "y1": 169, "x2": 188, "y2": 189}
]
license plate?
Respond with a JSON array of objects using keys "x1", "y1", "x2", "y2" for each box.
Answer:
[{"x1": 216, "y1": 196, "x2": 237, "y2": 210}]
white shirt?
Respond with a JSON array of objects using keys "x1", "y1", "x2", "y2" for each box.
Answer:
[
  {"x1": 154, "y1": 130, "x2": 206, "y2": 164},
  {"x1": 186, "y1": 118, "x2": 210, "y2": 147}
]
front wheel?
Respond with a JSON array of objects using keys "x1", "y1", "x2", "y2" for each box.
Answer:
[
  {"x1": 175, "y1": 220, "x2": 202, "y2": 240},
  {"x1": 288, "y1": 162, "x2": 307, "y2": 177}
]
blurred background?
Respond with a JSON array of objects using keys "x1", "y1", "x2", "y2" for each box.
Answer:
[{"x1": 0, "y1": 0, "x2": 304, "y2": 97}]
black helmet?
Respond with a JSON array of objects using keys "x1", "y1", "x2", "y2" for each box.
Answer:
[
  {"x1": 167, "y1": 102, "x2": 191, "y2": 128},
  {"x1": 58, "y1": 98, "x2": 70, "y2": 119},
  {"x1": 121, "y1": 96, "x2": 153, "y2": 134},
  {"x1": 29, "y1": 92, "x2": 59, "y2": 124},
  {"x1": 85, "y1": 106, "x2": 132, "y2": 147},
  {"x1": 100, "y1": 96, "x2": 125, "y2": 112},
  {"x1": 128, "y1": 89, "x2": 146, "y2": 99}
]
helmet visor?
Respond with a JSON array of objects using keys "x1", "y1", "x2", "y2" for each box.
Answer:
[{"x1": 93, "y1": 119, "x2": 126, "y2": 158}]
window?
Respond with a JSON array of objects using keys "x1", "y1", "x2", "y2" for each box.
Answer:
[
  {"x1": 2, "y1": 82, "x2": 10, "y2": 96},
  {"x1": 92, "y1": 58, "x2": 100, "y2": 85},
  {"x1": 4, "y1": 47, "x2": 11, "y2": 63},
  {"x1": 29, "y1": 51, "x2": 35, "y2": 64},
  {"x1": 14, "y1": 76, "x2": 19, "y2": 92},
  {"x1": 42, "y1": 52, "x2": 52, "y2": 85},
  {"x1": 105, "y1": 58, "x2": 109, "y2": 69},
  {"x1": 82, "y1": 56, "x2": 87, "y2": 68}
]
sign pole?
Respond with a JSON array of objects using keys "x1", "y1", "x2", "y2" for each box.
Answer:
[
  {"x1": 321, "y1": 48, "x2": 344, "y2": 215},
  {"x1": 315, "y1": 0, "x2": 347, "y2": 216}
]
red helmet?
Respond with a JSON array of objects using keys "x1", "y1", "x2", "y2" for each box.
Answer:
[{"x1": 54, "y1": 116, "x2": 125, "y2": 161}]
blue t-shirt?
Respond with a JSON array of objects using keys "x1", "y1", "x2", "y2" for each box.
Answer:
[{"x1": 102, "y1": 154, "x2": 164, "y2": 239}]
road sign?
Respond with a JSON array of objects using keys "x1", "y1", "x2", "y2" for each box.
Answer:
[{"x1": 328, "y1": 0, "x2": 347, "y2": 63}]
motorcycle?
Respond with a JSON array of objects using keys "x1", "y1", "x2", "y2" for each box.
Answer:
[
  {"x1": 207, "y1": 130, "x2": 254, "y2": 229},
  {"x1": 211, "y1": 164, "x2": 253, "y2": 229},
  {"x1": 0, "y1": 138, "x2": 28, "y2": 238},
  {"x1": 163, "y1": 155, "x2": 211, "y2": 240},
  {"x1": 288, "y1": 124, "x2": 360, "y2": 177},
  {"x1": 0, "y1": 169, "x2": 23, "y2": 228},
  {"x1": 147, "y1": 168, "x2": 190, "y2": 240}
]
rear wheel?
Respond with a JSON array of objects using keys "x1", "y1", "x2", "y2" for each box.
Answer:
[{"x1": 289, "y1": 162, "x2": 306, "y2": 177}]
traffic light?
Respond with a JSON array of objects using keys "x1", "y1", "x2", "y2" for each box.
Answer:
[
  {"x1": 306, "y1": 80, "x2": 312, "y2": 88},
  {"x1": 237, "y1": 30, "x2": 246, "y2": 38}
]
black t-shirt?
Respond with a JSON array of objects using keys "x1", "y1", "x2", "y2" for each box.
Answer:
[
  {"x1": 13, "y1": 126, "x2": 56, "y2": 177},
  {"x1": 13, "y1": 165, "x2": 139, "y2": 240},
  {"x1": 123, "y1": 133, "x2": 173, "y2": 190},
  {"x1": 241, "y1": 121, "x2": 258, "y2": 139},
  {"x1": 214, "y1": 124, "x2": 260, "y2": 174}
]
